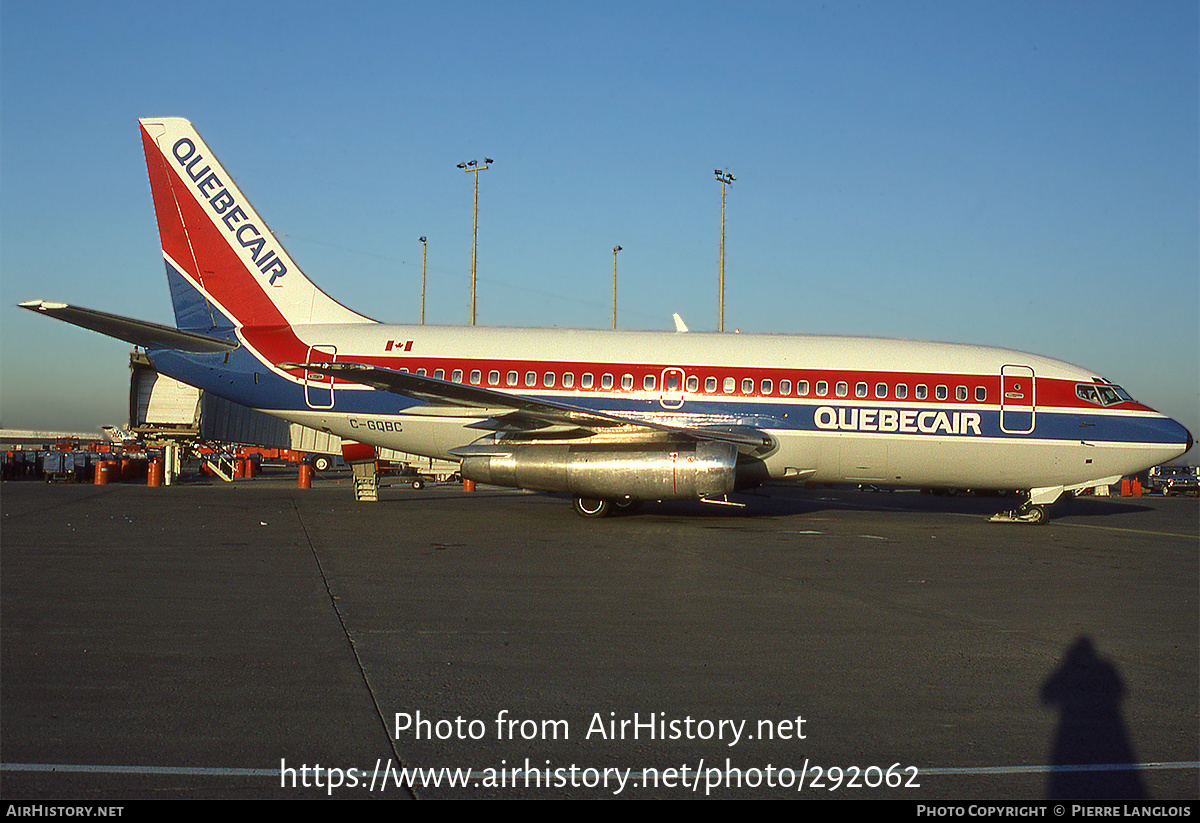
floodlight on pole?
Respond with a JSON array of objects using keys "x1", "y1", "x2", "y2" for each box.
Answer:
[
  {"x1": 458, "y1": 157, "x2": 493, "y2": 325},
  {"x1": 419, "y1": 236, "x2": 427, "y2": 324},
  {"x1": 612, "y1": 245, "x2": 622, "y2": 329},
  {"x1": 714, "y1": 169, "x2": 736, "y2": 332}
]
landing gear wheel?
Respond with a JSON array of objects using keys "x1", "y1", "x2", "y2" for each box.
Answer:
[
  {"x1": 988, "y1": 502, "x2": 1051, "y2": 524},
  {"x1": 411, "y1": 477, "x2": 425, "y2": 490},
  {"x1": 573, "y1": 496, "x2": 612, "y2": 518},
  {"x1": 614, "y1": 498, "x2": 642, "y2": 513}
]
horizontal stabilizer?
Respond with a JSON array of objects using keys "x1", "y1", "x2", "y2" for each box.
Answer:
[{"x1": 19, "y1": 301, "x2": 238, "y2": 353}]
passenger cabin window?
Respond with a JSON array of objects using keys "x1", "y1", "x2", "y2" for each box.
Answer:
[
  {"x1": 621, "y1": 374, "x2": 633, "y2": 391},
  {"x1": 562, "y1": 373, "x2": 574, "y2": 388},
  {"x1": 975, "y1": 386, "x2": 986, "y2": 402},
  {"x1": 798, "y1": 380, "x2": 810, "y2": 396},
  {"x1": 601, "y1": 374, "x2": 614, "y2": 389},
  {"x1": 525, "y1": 371, "x2": 537, "y2": 387},
  {"x1": 875, "y1": 383, "x2": 887, "y2": 398},
  {"x1": 488, "y1": 370, "x2": 500, "y2": 385},
  {"x1": 835, "y1": 382, "x2": 848, "y2": 397},
  {"x1": 761, "y1": 379, "x2": 773, "y2": 395},
  {"x1": 470, "y1": 370, "x2": 481, "y2": 385},
  {"x1": 686, "y1": 376, "x2": 699, "y2": 392},
  {"x1": 452, "y1": 369, "x2": 464, "y2": 383},
  {"x1": 723, "y1": 377, "x2": 736, "y2": 394},
  {"x1": 644, "y1": 375, "x2": 656, "y2": 391},
  {"x1": 434, "y1": 369, "x2": 445, "y2": 381},
  {"x1": 705, "y1": 376, "x2": 717, "y2": 393},
  {"x1": 915, "y1": 384, "x2": 927, "y2": 400},
  {"x1": 582, "y1": 373, "x2": 594, "y2": 389},
  {"x1": 742, "y1": 378, "x2": 754, "y2": 394},
  {"x1": 543, "y1": 372, "x2": 555, "y2": 388},
  {"x1": 816, "y1": 381, "x2": 828, "y2": 396},
  {"x1": 956, "y1": 386, "x2": 967, "y2": 401},
  {"x1": 780, "y1": 379, "x2": 792, "y2": 395},
  {"x1": 856, "y1": 382, "x2": 868, "y2": 398},
  {"x1": 507, "y1": 371, "x2": 518, "y2": 386}
]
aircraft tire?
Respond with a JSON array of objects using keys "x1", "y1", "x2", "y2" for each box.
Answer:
[
  {"x1": 411, "y1": 478, "x2": 425, "y2": 490},
  {"x1": 573, "y1": 496, "x2": 612, "y2": 518},
  {"x1": 1026, "y1": 504, "x2": 1049, "y2": 525}
]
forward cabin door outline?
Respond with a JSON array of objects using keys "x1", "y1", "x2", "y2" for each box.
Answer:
[{"x1": 1000, "y1": 364, "x2": 1036, "y2": 435}]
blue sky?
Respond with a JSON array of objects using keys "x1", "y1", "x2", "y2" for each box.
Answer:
[{"x1": 1, "y1": 0, "x2": 1196, "y2": 458}]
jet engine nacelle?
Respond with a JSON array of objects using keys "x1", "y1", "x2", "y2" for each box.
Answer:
[{"x1": 460, "y1": 440, "x2": 738, "y2": 500}]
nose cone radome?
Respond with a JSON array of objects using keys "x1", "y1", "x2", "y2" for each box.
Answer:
[{"x1": 1167, "y1": 417, "x2": 1193, "y2": 461}]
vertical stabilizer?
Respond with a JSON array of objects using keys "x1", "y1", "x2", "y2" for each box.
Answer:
[{"x1": 139, "y1": 117, "x2": 375, "y2": 330}]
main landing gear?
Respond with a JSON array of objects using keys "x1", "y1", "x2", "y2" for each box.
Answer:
[
  {"x1": 573, "y1": 497, "x2": 612, "y2": 518},
  {"x1": 571, "y1": 496, "x2": 642, "y2": 518}
]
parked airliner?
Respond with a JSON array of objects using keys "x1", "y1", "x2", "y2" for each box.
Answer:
[{"x1": 20, "y1": 118, "x2": 1193, "y2": 521}]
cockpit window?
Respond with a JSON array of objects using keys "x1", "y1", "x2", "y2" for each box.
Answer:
[
  {"x1": 1076, "y1": 383, "x2": 1133, "y2": 406},
  {"x1": 1097, "y1": 385, "x2": 1132, "y2": 405}
]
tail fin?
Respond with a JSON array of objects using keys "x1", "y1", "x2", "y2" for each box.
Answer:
[{"x1": 139, "y1": 118, "x2": 374, "y2": 331}]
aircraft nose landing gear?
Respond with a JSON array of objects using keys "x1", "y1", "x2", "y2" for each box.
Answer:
[
  {"x1": 988, "y1": 485, "x2": 1062, "y2": 525},
  {"x1": 988, "y1": 503, "x2": 1049, "y2": 525}
]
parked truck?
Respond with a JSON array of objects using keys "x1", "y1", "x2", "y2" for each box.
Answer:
[{"x1": 1145, "y1": 464, "x2": 1199, "y2": 497}]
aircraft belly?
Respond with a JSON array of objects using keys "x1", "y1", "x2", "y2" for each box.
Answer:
[
  {"x1": 762, "y1": 432, "x2": 820, "y2": 480},
  {"x1": 766, "y1": 428, "x2": 1173, "y2": 491},
  {"x1": 280, "y1": 410, "x2": 479, "y2": 462},
  {"x1": 840, "y1": 435, "x2": 890, "y2": 481}
]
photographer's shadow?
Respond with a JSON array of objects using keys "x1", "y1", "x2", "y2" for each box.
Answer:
[{"x1": 1040, "y1": 636, "x2": 1148, "y2": 799}]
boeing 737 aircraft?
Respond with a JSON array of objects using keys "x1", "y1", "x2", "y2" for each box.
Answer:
[{"x1": 20, "y1": 118, "x2": 1193, "y2": 521}]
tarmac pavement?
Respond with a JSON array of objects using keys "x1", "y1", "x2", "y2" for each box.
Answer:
[{"x1": 2, "y1": 473, "x2": 1196, "y2": 799}]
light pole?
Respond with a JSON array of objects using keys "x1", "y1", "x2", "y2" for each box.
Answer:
[
  {"x1": 418, "y1": 236, "x2": 427, "y2": 324},
  {"x1": 714, "y1": 169, "x2": 736, "y2": 332},
  {"x1": 457, "y1": 158, "x2": 493, "y2": 325},
  {"x1": 612, "y1": 245, "x2": 622, "y2": 329}
]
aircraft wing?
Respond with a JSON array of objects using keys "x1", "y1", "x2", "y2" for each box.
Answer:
[{"x1": 279, "y1": 361, "x2": 775, "y2": 453}]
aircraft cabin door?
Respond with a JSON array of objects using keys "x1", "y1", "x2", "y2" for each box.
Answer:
[
  {"x1": 1000, "y1": 364, "x2": 1035, "y2": 434},
  {"x1": 660, "y1": 368, "x2": 686, "y2": 409},
  {"x1": 304, "y1": 344, "x2": 337, "y2": 409}
]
